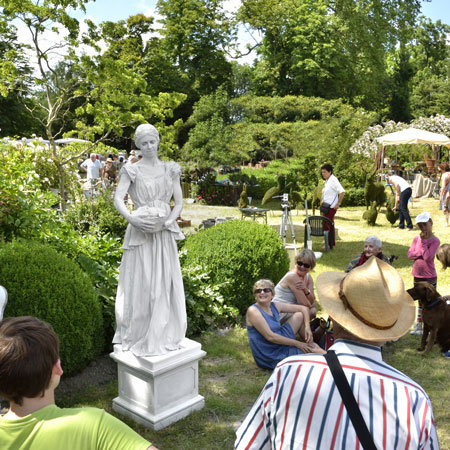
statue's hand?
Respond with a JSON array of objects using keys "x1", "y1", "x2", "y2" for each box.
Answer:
[
  {"x1": 129, "y1": 215, "x2": 165, "y2": 233},
  {"x1": 164, "y1": 219, "x2": 175, "y2": 228}
]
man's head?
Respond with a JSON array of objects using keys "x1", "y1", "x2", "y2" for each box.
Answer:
[
  {"x1": 90, "y1": 153, "x2": 96, "y2": 162},
  {"x1": 0, "y1": 316, "x2": 60, "y2": 405},
  {"x1": 316, "y1": 257, "x2": 415, "y2": 342}
]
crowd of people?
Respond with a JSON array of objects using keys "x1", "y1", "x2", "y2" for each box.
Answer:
[
  {"x1": 240, "y1": 192, "x2": 449, "y2": 449},
  {"x1": 1, "y1": 156, "x2": 449, "y2": 449}
]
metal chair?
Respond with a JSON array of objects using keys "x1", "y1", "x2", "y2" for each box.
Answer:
[{"x1": 303, "y1": 216, "x2": 334, "y2": 252}]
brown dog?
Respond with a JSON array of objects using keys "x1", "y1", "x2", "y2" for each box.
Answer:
[{"x1": 407, "y1": 282, "x2": 450, "y2": 355}]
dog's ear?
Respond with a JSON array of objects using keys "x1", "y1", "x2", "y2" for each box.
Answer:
[{"x1": 425, "y1": 283, "x2": 436, "y2": 304}]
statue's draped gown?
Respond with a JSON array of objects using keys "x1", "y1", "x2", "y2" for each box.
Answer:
[{"x1": 113, "y1": 161, "x2": 187, "y2": 356}]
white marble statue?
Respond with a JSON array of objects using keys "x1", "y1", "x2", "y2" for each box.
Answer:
[{"x1": 112, "y1": 123, "x2": 187, "y2": 356}]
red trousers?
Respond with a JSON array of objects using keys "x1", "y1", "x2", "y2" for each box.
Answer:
[{"x1": 322, "y1": 207, "x2": 337, "y2": 246}]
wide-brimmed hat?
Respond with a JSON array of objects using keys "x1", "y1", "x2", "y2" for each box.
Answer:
[{"x1": 316, "y1": 257, "x2": 415, "y2": 341}]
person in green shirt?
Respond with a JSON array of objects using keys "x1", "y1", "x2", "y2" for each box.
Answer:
[{"x1": 0, "y1": 316, "x2": 157, "y2": 450}]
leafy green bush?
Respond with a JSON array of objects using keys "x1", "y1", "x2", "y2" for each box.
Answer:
[
  {"x1": 181, "y1": 262, "x2": 238, "y2": 336},
  {"x1": 0, "y1": 140, "x2": 60, "y2": 241},
  {"x1": 341, "y1": 187, "x2": 365, "y2": 207},
  {"x1": 65, "y1": 189, "x2": 128, "y2": 238},
  {"x1": 0, "y1": 241, "x2": 104, "y2": 375},
  {"x1": 182, "y1": 220, "x2": 289, "y2": 314}
]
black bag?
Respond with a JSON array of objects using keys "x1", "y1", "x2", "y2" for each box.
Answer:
[{"x1": 320, "y1": 202, "x2": 331, "y2": 214}]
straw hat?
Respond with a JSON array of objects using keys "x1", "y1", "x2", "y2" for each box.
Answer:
[{"x1": 316, "y1": 257, "x2": 415, "y2": 341}]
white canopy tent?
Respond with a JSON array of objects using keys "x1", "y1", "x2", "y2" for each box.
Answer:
[
  {"x1": 375, "y1": 127, "x2": 450, "y2": 148},
  {"x1": 374, "y1": 127, "x2": 450, "y2": 170}
]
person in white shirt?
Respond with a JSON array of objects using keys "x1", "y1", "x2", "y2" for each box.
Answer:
[
  {"x1": 320, "y1": 164, "x2": 345, "y2": 246},
  {"x1": 387, "y1": 174, "x2": 413, "y2": 230},
  {"x1": 80, "y1": 153, "x2": 102, "y2": 180}
]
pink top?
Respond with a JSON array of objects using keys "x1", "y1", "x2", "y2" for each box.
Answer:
[{"x1": 407, "y1": 235, "x2": 440, "y2": 279}]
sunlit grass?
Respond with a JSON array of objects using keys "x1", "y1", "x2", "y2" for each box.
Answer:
[{"x1": 57, "y1": 198, "x2": 449, "y2": 448}]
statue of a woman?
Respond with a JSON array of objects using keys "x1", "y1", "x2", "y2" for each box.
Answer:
[{"x1": 113, "y1": 124, "x2": 187, "y2": 356}]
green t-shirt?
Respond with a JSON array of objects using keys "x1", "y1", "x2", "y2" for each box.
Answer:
[{"x1": 0, "y1": 405, "x2": 150, "y2": 450}]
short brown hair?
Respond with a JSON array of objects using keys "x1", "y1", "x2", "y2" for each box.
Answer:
[
  {"x1": 0, "y1": 316, "x2": 59, "y2": 405},
  {"x1": 295, "y1": 249, "x2": 316, "y2": 270}
]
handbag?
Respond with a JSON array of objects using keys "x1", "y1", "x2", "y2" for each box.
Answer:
[
  {"x1": 324, "y1": 351, "x2": 377, "y2": 450},
  {"x1": 320, "y1": 194, "x2": 338, "y2": 215},
  {"x1": 319, "y1": 202, "x2": 331, "y2": 214}
]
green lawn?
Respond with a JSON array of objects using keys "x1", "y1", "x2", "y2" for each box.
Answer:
[{"x1": 59, "y1": 198, "x2": 450, "y2": 449}]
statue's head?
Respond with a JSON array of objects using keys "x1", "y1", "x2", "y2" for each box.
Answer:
[{"x1": 134, "y1": 124, "x2": 160, "y2": 150}]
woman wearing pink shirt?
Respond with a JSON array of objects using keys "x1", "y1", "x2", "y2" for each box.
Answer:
[{"x1": 407, "y1": 212, "x2": 440, "y2": 334}]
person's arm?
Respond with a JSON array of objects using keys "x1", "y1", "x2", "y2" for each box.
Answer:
[
  {"x1": 408, "y1": 236, "x2": 422, "y2": 260},
  {"x1": 80, "y1": 160, "x2": 87, "y2": 172},
  {"x1": 392, "y1": 182, "x2": 400, "y2": 210},
  {"x1": 334, "y1": 191, "x2": 345, "y2": 210},
  {"x1": 246, "y1": 306, "x2": 308, "y2": 351},
  {"x1": 285, "y1": 273, "x2": 314, "y2": 307},
  {"x1": 273, "y1": 302, "x2": 312, "y2": 343},
  {"x1": 235, "y1": 376, "x2": 273, "y2": 449},
  {"x1": 421, "y1": 237, "x2": 440, "y2": 263}
]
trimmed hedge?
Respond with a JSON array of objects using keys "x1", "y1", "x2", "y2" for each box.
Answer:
[
  {"x1": 182, "y1": 220, "x2": 290, "y2": 314},
  {"x1": 0, "y1": 241, "x2": 104, "y2": 375}
]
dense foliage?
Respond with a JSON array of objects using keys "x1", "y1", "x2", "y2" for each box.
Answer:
[
  {"x1": 181, "y1": 262, "x2": 239, "y2": 336},
  {"x1": 0, "y1": 240, "x2": 103, "y2": 375},
  {"x1": 182, "y1": 220, "x2": 290, "y2": 314}
]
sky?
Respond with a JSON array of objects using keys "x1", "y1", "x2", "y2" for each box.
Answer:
[{"x1": 76, "y1": 0, "x2": 450, "y2": 26}]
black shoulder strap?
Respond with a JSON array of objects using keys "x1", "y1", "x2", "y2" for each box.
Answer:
[{"x1": 324, "y1": 351, "x2": 378, "y2": 450}]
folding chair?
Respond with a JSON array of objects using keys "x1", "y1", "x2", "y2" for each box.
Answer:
[{"x1": 303, "y1": 216, "x2": 334, "y2": 252}]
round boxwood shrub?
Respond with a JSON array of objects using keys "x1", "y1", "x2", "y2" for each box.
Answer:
[
  {"x1": 182, "y1": 220, "x2": 289, "y2": 315},
  {"x1": 0, "y1": 240, "x2": 104, "y2": 375}
]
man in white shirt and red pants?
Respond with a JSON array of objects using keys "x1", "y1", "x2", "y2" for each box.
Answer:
[{"x1": 320, "y1": 164, "x2": 345, "y2": 247}]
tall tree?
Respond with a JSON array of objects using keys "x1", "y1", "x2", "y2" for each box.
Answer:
[
  {"x1": 156, "y1": 0, "x2": 236, "y2": 125},
  {"x1": 238, "y1": 0, "x2": 422, "y2": 112},
  {"x1": 0, "y1": 3, "x2": 185, "y2": 205}
]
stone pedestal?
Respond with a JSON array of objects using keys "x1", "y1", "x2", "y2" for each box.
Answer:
[{"x1": 110, "y1": 338, "x2": 206, "y2": 430}]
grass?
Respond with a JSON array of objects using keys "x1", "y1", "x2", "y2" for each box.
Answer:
[{"x1": 58, "y1": 198, "x2": 450, "y2": 448}]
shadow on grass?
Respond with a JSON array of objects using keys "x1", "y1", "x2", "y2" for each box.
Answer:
[{"x1": 269, "y1": 224, "x2": 413, "y2": 271}]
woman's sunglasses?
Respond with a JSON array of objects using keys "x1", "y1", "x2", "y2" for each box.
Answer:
[
  {"x1": 297, "y1": 261, "x2": 311, "y2": 269},
  {"x1": 254, "y1": 288, "x2": 272, "y2": 294}
]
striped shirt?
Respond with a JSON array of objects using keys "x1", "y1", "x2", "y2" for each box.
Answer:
[{"x1": 235, "y1": 340, "x2": 439, "y2": 450}]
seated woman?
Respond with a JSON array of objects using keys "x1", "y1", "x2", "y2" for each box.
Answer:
[
  {"x1": 345, "y1": 235, "x2": 390, "y2": 272},
  {"x1": 246, "y1": 279, "x2": 325, "y2": 370},
  {"x1": 272, "y1": 249, "x2": 317, "y2": 323}
]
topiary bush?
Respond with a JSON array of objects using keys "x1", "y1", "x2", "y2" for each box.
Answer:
[
  {"x1": 182, "y1": 220, "x2": 290, "y2": 315},
  {"x1": 0, "y1": 240, "x2": 104, "y2": 375}
]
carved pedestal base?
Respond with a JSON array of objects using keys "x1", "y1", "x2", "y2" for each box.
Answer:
[{"x1": 110, "y1": 338, "x2": 206, "y2": 430}]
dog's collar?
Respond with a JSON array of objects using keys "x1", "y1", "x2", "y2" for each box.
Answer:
[{"x1": 427, "y1": 297, "x2": 442, "y2": 309}]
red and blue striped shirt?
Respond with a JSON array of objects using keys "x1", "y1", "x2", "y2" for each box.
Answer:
[{"x1": 235, "y1": 340, "x2": 439, "y2": 450}]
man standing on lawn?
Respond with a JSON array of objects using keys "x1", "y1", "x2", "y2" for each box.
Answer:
[
  {"x1": 235, "y1": 257, "x2": 439, "y2": 449},
  {"x1": 0, "y1": 316, "x2": 157, "y2": 450},
  {"x1": 387, "y1": 173, "x2": 413, "y2": 230}
]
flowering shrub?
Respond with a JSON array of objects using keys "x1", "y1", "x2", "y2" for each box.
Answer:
[
  {"x1": 350, "y1": 115, "x2": 450, "y2": 158},
  {"x1": 193, "y1": 170, "x2": 240, "y2": 205}
]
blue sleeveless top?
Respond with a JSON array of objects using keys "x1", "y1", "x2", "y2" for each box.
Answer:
[{"x1": 246, "y1": 303, "x2": 302, "y2": 370}]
